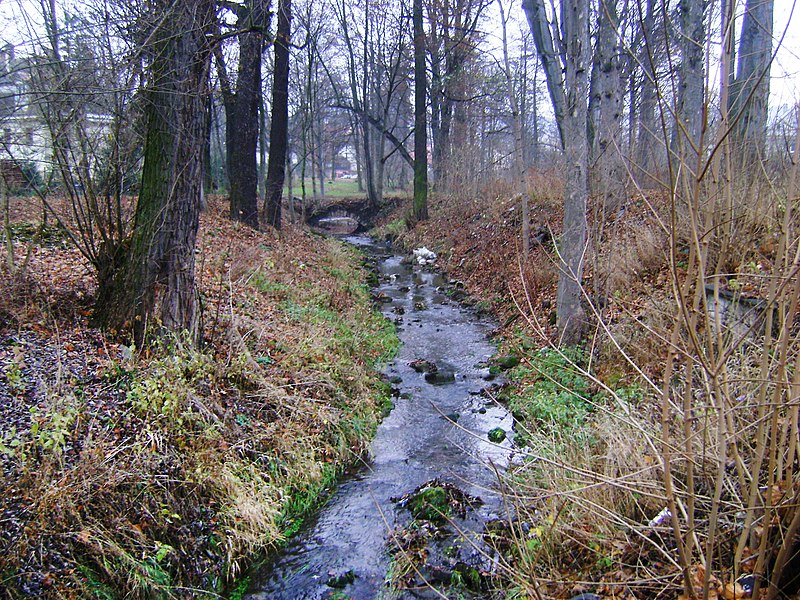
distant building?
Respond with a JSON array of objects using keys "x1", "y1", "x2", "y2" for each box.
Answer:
[
  {"x1": 0, "y1": 44, "x2": 45, "y2": 182},
  {"x1": 0, "y1": 42, "x2": 112, "y2": 190}
]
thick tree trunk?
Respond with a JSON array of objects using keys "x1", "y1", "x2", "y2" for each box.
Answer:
[
  {"x1": 633, "y1": 0, "x2": 661, "y2": 186},
  {"x1": 557, "y1": 0, "x2": 591, "y2": 345},
  {"x1": 413, "y1": 0, "x2": 428, "y2": 221},
  {"x1": 217, "y1": 1, "x2": 268, "y2": 229},
  {"x1": 94, "y1": 0, "x2": 214, "y2": 344},
  {"x1": 730, "y1": 0, "x2": 773, "y2": 156},
  {"x1": 523, "y1": 0, "x2": 590, "y2": 345},
  {"x1": 589, "y1": 0, "x2": 625, "y2": 213},
  {"x1": 264, "y1": 0, "x2": 291, "y2": 229},
  {"x1": 674, "y1": 0, "x2": 705, "y2": 171},
  {"x1": 228, "y1": 22, "x2": 264, "y2": 228},
  {"x1": 361, "y1": 117, "x2": 379, "y2": 206}
]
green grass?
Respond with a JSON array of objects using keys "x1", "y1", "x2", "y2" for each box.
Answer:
[
  {"x1": 502, "y1": 339, "x2": 643, "y2": 454},
  {"x1": 277, "y1": 463, "x2": 340, "y2": 538},
  {"x1": 506, "y1": 347, "x2": 593, "y2": 445},
  {"x1": 285, "y1": 178, "x2": 412, "y2": 198},
  {"x1": 285, "y1": 178, "x2": 364, "y2": 198}
]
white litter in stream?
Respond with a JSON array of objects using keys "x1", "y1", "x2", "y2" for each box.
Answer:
[{"x1": 413, "y1": 247, "x2": 437, "y2": 265}]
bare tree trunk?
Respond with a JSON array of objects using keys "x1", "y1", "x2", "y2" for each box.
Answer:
[
  {"x1": 203, "y1": 96, "x2": 213, "y2": 204},
  {"x1": 300, "y1": 123, "x2": 309, "y2": 213},
  {"x1": 589, "y1": 0, "x2": 625, "y2": 213},
  {"x1": 264, "y1": 0, "x2": 291, "y2": 229},
  {"x1": 730, "y1": 0, "x2": 773, "y2": 156},
  {"x1": 259, "y1": 86, "x2": 268, "y2": 199},
  {"x1": 374, "y1": 124, "x2": 386, "y2": 203},
  {"x1": 413, "y1": 0, "x2": 428, "y2": 221},
  {"x1": 286, "y1": 151, "x2": 294, "y2": 224},
  {"x1": 351, "y1": 114, "x2": 365, "y2": 192},
  {"x1": 531, "y1": 55, "x2": 540, "y2": 167},
  {"x1": 674, "y1": 0, "x2": 705, "y2": 172},
  {"x1": 94, "y1": 0, "x2": 215, "y2": 344},
  {"x1": 229, "y1": 16, "x2": 265, "y2": 228},
  {"x1": 2, "y1": 176, "x2": 13, "y2": 271},
  {"x1": 633, "y1": 0, "x2": 660, "y2": 186},
  {"x1": 216, "y1": 0, "x2": 268, "y2": 229},
  {"x1": 315, "y1": 107, "x2": 326, "y2": 197},
  {"x1": 523, "y1": 0, "x2": 591, "y2": 345}
]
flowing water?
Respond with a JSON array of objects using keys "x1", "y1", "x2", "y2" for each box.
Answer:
[{"x1": 246, "y1": 236, "x2": 514, "y2": 599}]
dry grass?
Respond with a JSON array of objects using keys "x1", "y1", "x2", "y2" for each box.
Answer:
[
  {"x1": 0, "y1": 196, "x2": 397, "y2": 597},
  {"x1": 389, "y1": 128, "x2": 800, "y2": 597}
]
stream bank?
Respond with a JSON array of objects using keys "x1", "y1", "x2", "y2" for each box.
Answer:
[
  {"x1": 0, "y1": 201, "x2": 400, "y2": 598},
  {"x1": 245, "y1": 236, "x2": 515, "y2": 599}
]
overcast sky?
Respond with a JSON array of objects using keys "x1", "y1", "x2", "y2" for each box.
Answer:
[
  {"x1": 1, "y1": 0, "x2": 798, "y2": 110},
  {"x1": 769, "y1": 0, "x2": 799, "y2": 108}
]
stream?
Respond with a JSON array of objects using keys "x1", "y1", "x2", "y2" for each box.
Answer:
[{"x1": 245, "y1": 235, "x2": 514, "y2": 599}]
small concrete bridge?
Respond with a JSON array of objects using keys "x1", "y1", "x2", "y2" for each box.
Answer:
[{"x1": 304, "y1": 196, "x2": 402, "y2": 234}]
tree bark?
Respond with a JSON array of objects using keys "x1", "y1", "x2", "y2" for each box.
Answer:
[
  {"x1": 228, "y1": 2, "x2": 267, "y2": 229},
  {"x1": 589, "y1": 0, "x2": 625, "y2": 213},
  {"x1": 215, "y1": 1, "x2": 268, "y2": 229},
  {"x1": 523, "y1": 0, "x2": 590, "y2": 345},
  {"x1": 730, "y1": 0, "x2": 773, "y2": 156},
  {"x1": 360, "y1": 0, "x2": 381, "y2": 208},
  {"x1": 94, "y1": 0, "x2": 215, "y2": 344},
  {"x1": 674, "y1": 0, "x2": 705, "y2": 171},
  {"x1": 632, "y1": 0, "x2": 661, "y2": 186},
  {"x1": 413, "y1": 0, "x2": 428, "y2": 222},
  {"x1": 264, "y1": 0, "x2": 291, "y2": 229}
]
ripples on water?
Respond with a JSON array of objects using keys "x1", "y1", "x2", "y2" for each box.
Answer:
[{"x1": 246, "y1": 236, "x2": 514, "y2": 599}]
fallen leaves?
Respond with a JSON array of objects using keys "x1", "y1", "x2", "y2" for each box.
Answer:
[
  {"x1": 1, "y1": 195, "x2": 397, "y2": 597},
  {"x1": 677, "y1": 565, "x2": 752, "y2": 600}
]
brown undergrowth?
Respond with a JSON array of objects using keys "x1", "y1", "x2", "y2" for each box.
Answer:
[
  {"x1": 0, "y1": 196, "x2": 397, "y2": 598},
  {"x1": 378, "y1": 167, "x2": 800, "y2": 599}
]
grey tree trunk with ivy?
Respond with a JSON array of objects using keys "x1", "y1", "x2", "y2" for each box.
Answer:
[{"x1": 522, "y1": 0, "x2": 591, "y2": 345}]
